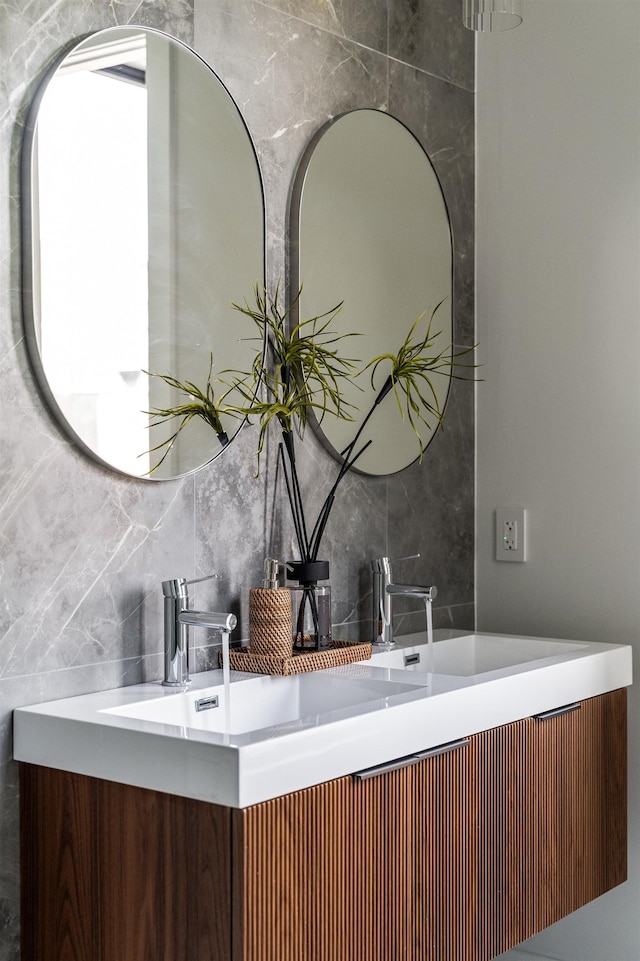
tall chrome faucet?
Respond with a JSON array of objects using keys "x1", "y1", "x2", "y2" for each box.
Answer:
[
  {"x1": 162, "y1": 577, "x2": 237, "y2": 688},
  {"x1": 371, "y1": 556, "x2": 437, "y2": 648}
]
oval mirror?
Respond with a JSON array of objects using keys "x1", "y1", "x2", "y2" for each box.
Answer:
[
  {"x1": 291, "y1": 109, "x2": 452, "y2": 476},
  {"x1": 22, "y1": 26, "x2": 264, "y2": 479}
]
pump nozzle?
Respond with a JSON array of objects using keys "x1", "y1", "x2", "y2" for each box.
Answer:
[{"x1": 262, "y1": 557, "x2": 280, "y2": 589}]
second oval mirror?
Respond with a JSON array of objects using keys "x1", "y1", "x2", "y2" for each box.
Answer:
[
  {"x1": 23, "y1": 26, "x2": 264, "y2": 479},
  {"x1": 291, "y1": 109, "x2": 453, "y2": 476}
]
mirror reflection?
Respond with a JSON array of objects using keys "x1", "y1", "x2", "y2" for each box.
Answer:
[
  {"x1": 23, "y1": 26, "x2": 264, "y2": 479},
  {"x1": 292, "y1": 109, "x2": 453, "y2": 476}
]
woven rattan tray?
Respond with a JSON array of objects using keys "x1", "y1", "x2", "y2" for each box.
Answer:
[{"x1": 220, "y1": 640, "x2": 372, "y2": 676}]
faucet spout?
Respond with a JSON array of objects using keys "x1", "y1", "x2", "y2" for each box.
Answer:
[
  {"x1": 178, "y1": 610, "x2": 237, "y2": 632},
  {"x1": 386, "y1": 584, "x2": 438, "y2": 603},
  {"x1": 162, "y1": 578, "x2": 236, "y2": 688}
]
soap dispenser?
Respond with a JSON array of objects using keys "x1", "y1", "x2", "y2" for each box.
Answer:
[{"x1": 248, "y1": 558, "x2": 293, "y2": 658}]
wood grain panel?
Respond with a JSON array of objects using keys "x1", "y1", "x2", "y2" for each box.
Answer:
[
  {"x1": 99, "y1": 779, "x2": 165, "y2": 961},
  {"x1": 603, "y1": 687, "x2": 628, "y2": 888},
  {"x1": 20, "y1": 765, "x2": 101, "y2": 961},
  {"x1": 101, "y1": 783, "x2": 232, "y2": 961},
  {"x1": 188, "y1": 794, "x2": 233, "y2": 960},
  {"x1": 21, "y1": 768, "x2": 232, "y2": 961}
]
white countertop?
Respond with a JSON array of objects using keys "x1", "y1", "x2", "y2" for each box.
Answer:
[{"x1": 13, "y1": 630, "x2": 632, "y2": 808}]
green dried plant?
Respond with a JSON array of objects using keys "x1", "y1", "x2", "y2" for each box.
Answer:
[
  {"x1": 229, "y1": 283, "x2": 360, "y2": 461},
  {"x1": 364, "y1": 299, "x2": 477, "y2": 460},
  {"x1": 143, "y1": 353, "x2": 236, "y2": 472}
]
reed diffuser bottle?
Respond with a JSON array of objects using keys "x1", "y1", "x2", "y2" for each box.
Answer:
[{"x1": 288, "y1": 561, "x2": 332, "y2": 652}]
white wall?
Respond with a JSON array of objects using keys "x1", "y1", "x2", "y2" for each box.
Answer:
[{"x1": 476, "y1": 2, "x2": 640, "y2": 959}]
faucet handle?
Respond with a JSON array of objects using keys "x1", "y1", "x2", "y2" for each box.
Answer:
[
  {"x1": 161, "y1": 574, "x2": 221, "y2": 598},
  {"x1": 370, "y1": 553, "x2": 420, "y2": 573},
  {"x1": 186, "y1": 573, "x2": 221, "y2": 586}
]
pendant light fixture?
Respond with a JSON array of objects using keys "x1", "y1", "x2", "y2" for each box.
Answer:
[{"x1": 463, "y1": 0, "x2": 523, "y2": 31}]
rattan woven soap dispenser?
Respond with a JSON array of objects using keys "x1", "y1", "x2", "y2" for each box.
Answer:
[{"x1": 249, "y1": 558, "x2": 293, "y2": 657}]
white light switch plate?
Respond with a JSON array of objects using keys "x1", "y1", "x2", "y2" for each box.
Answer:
[{"x1": 495, "y1": 508, "x2": 526, "y2": 562}]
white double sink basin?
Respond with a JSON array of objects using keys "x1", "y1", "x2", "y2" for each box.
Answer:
[{"x1": 13, "y1": 630, "x2": 632, "y2": 808}]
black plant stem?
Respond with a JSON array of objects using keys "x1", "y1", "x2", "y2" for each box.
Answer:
[
  {"x1": 280, "y1": 372, "x2": 396, "y2": 566},
  {"x1": 279, "y1": 363, "x2": 311, "y2": 563},
  {"x1": 295, "y1": 594, "x2": 306, "y2": 646},
  {"x1": 340, "y1": 374, "x2": 393, "y2": 465},
  {"x1": 309, "y1": 496, "x2": 334, "y2": 564},
  {"x1": 294, "y1": 586, "x2": 320, "y2": 648},
  {"x1": 277, "y1": 443, "x2": 306, "y2": 561},
  {"x1": 307, "y1": 376, "x2": 393, "y2": 561},
  {"x1": 281, "y1": 430, "x2": 311, "y2": 562},
  {"x1": 309, "y1": 438, "x2": 373, "y2": 561},
  {"x1": 307, "y1": 586, "x2": 320, "y2": 634}
]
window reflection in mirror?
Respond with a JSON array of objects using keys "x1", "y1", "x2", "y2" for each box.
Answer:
[
  {"x1": 35, "y1": 34, "x2": 150, "y2": 474},
  {"x1": 24, "y1": 27, "x2": 265, "y2": 479}
]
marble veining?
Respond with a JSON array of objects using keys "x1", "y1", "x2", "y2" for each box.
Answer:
[
  {"x1": 0, "y1": 0, "x2": 473, "y2": 955},
  {"x1": 256, "y1": 0, "x2": 388, "y2": 54},
  {"x1": 389, "y1": 0, "x2": 474, "y2": 92}
]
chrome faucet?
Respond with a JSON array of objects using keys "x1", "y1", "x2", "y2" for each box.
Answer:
[
  {"x1": 371, "y1": 556, "x2": 437, "y2": 648},
  {"x1": 162, "y1": 577, "x2": 237, "y2": 688}
]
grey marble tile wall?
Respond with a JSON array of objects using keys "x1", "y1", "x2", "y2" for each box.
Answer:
[{"x1": 0, "y1": 0, "x2": 473, "y2": 956}]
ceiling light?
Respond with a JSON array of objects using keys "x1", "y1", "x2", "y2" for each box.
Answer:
[{"x1": 463, "y1": 0, "x2": 523, "y2": 31}]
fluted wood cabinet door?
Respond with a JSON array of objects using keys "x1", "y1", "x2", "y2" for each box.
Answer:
[
  {"x1": 526, "y1": 688, "x2": 627, "y2": 924},
  {"x1": 20, "y1": 689, "x2": 627, "y2": 961},
  {"x1": 472, "y1": 688, "x2": 627, "y2": 959},
  {"x1": 232, "y1": 688, "x2": 627, "y2": 961},
  {"x1": 232, "y1": 740, "x2": 475, "y2": 961}
]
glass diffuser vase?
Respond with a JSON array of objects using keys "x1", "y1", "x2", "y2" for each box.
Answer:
[{"x1": 288, "y1": 561, "x2": 332, "y2": 652}]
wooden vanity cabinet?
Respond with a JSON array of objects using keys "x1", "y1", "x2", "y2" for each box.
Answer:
[
  {"x1": 20, "y1": 688, "x2": 627, "y2": 961},
  {"x1": 472, "y1": 688, "x2": 626, "y2": 956}
]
